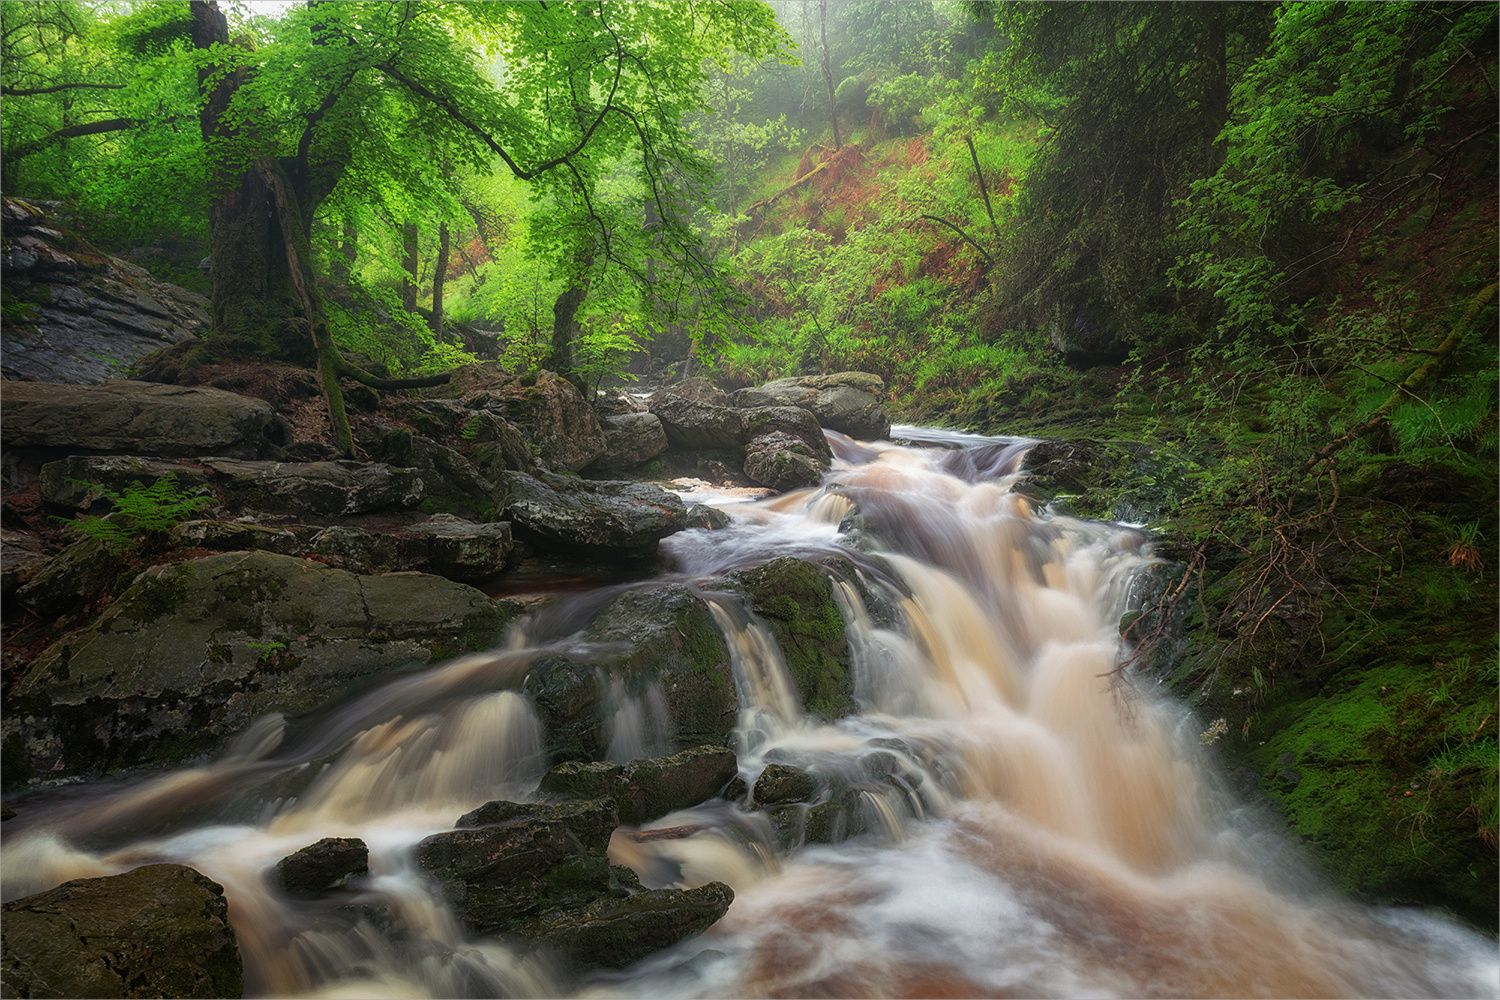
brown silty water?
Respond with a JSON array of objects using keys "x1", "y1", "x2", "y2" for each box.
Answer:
[{"x1": 3, "y1": 427, "x2": 1495, "y2": 998}]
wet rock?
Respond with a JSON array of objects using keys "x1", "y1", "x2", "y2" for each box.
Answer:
[
  {"x1": 307, "y1": 525, "x2": 406, "y2": 574},
  {"x1": 456, "y1": 410, "x2": 536, "y2": 477},
  {"x1": 498, "y1": 471, "x2": 686, "y2": 557},
  {"x1": 728, "y1": 557, "x2": 853, "y2": 719},
  {"x1": 538, "y1": 746, "x2": 739, "y2": 826},
  {"x1": 742, "y1": 443, "x2": 826, "y2": 491},
  {"x1": 591, "y1": 412, "x2": 670, "y2": 472},
  {"x1": 1, "y1": 197, "x2": 209, "y2": 386},
  {"x1": 407, "y1": 514, "x2": 515, "y2": 581},
  {"x1": 457, "y1": 799, "x2": 619, "y2": 852},
  {"x1": 731, "y1": 372, "x2": 890, "y2": 440},
  {"x1": 685, "y1": 505, "x2": 732, "y2": 531},
  {"x1": 580, "y1": 585, "x2": 736, "y2": 750},
  {"x1": 0, "y1": 529, "x2": 50, "y2": 600},
  {"x1": 593, "y1": 388, "x2": 649, "y2": 417},
  {"x1": 415, "y1": 798, "x2": 618, "y2": 933},
  {"x1": 2, "y1": 380, "x2": 279, "y2": 459},
  {"x1": 0, "y1": 864, "x2": 242, "y2": 999},
  {"x1": 740, "y1": 406, "x2": 832, "y2": 490},
  {"x1": 519, "y1": 881, "x2": 734, "y2": 970},
  {"x1": 725, "y1": 763, "x2": 821, "y2": 805},
  {"x1": 6, "y1": 550, "x2": 514, "y2": 784},
  {"x1": 649, "y1": 380, "x2": 747, "y2": 450},
  {"x1": 416, "y1": 798, "x2": 729, "y2": 969},
  {"x1": 463, "y1": 371, "x2": 606, "y2": 472},
  {"x1": 200, "y1": 458, "x2": 425, "y2": 516},
  {"x1": 169, "y1": 520, "x2": 306, "y2": 555},
  {"x1": 272, "y1": 838, "x2": 369, "y2": 895},
  {"x1": 39, "y1": 455, "x2": 212, "y2": 511},
  {"x1": 12, "y1": 535, "x2": 124, "y2": 616},
  {"x1": 523, "y1": 654, "x2": 610, "y2": 765}
]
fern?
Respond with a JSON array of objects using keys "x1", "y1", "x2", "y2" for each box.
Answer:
[{"x1": 60, "y1": 476, "x2": 214, "y2": 554}]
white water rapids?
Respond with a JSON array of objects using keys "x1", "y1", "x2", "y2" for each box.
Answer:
[{"x1": 3, "y1": 427, "x2": 1496, "y2": 998}]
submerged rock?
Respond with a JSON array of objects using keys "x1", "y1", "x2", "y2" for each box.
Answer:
[{"x1": 0, "y1": 864, "x2": 243, "y2": 999}]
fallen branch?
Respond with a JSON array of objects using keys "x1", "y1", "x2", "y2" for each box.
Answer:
[{"x1": 1303, "y1": 280, "x2": 1497, "y2": 472}]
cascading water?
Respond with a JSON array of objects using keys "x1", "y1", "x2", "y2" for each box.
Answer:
[{"x1": 3, "y1": 426, "x2": 1495, "y2": 999}]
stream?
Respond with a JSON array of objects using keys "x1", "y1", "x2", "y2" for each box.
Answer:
[{"x1": 4, "y1": 426, "x2": 1496, "y2": 998}]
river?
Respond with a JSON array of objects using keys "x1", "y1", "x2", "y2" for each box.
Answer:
[{"x1": 4, "y1": 426, "x2": 1496, "y2": 998}]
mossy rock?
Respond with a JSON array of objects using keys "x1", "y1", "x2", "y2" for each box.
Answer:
[{"x1": 728, "y1": 556, "x2": 853, "y2": 719}]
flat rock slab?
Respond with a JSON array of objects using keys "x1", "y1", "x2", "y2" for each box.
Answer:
[
  {"x1": 6, "y1": 550, "x2": 513, "y2": 783},
  {"x1": 201, "y1": 458, "x2": 425, "y2": 515},
  {"x1": 1, "y1": 380, "x2": 277, "y2": 458},
  {"x1": 498, "y1": 471, "x2": 687, "y2": 557},
  {"x1": 0, "y1": 864, "x2": 243, "y2": 999}
]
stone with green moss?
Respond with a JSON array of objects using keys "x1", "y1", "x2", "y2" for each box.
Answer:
[
  {"x1": 0, "y1": 864, "x2": 243, "y2": 999},
  {"x1": 728, "y1": 556, "x2": 853, "y2": 720},
  {"x1": 4, "y1": 551, "x2": 516, "y2": 788}
]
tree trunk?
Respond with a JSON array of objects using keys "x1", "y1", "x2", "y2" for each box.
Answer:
[
  {"x1": 188, "y1": 0, "x2": 450, "y2": 458},
  {"x1": 192, "y1": 0, "x2": 311, "y2": 363},
  {"x1": 819, "y1": 0, "x2": 842, "y2": 151},
  {"x1": 551, "y1": 281, "x2": 588, "y2": 390},
  {"x1": 431, "y1": 222, "x2": 450, "y2": 342},
  {"x1": 401, "y1": 223, "x2": 420, "y2": 314}
]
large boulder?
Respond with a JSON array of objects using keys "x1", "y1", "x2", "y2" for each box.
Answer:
[
  {"x1": 649, "y1": 380, "x2": 747, "y2": 450},
  {"x1": 538, "y1": 745, "x2": 739, "y2": 826},
  {"x1": 2, "y1": 197, "x2": 209, "y2": 386},
  {"x1": 590, "y1": 412, "x2": 670, "y2": 472},
  {"x1": 5, "y1": 550, "x2": 515, "y2": 785},
  {"x1": 0, "y1": 864, "x2": 243, "y2": 999},
  {"x1": 497, "y1": 471, "x2": 686, "y2": 558},
  {"x1": 731, "y1": 372, "x2": 891, "y2": 440},
  {"x1": 728, "y1": 557, "x2": 853, "y2": 719},
  {"x1": 1, "y1": 380, "x2": 281, "y2": 459},
  {"x1": 740, "y1": 405, "x2": 834, "y2": 490},
  {"x1": 579, "y1": 584, "x2": 737, "y2": 752},
  {"x1": 462, "y1": 371, "x2": 606, "y2": 472},
  {"x1": 198, "y1": 458, "x2": 425, "y2": 516}
]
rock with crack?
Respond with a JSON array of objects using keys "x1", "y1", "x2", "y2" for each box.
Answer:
[
  {"x1": 731, "y1": 372, "x2": 891, "y2": 440},
  {"x1": 590, "y1": 411, "x2": 670, "y2": 472}
]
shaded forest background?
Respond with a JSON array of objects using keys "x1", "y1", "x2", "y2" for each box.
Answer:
[{"x1": 3, "y1": 0, "x2": 1497, "y2": 927}]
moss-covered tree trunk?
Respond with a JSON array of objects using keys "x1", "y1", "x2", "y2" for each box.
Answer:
[{"x1": 189, "y1": 0, "x2": 448, "y2": 457}]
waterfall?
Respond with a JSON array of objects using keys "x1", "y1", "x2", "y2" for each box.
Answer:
[{"x1": 3, "y1": 428, "x2": 1495, "y2": 999}]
